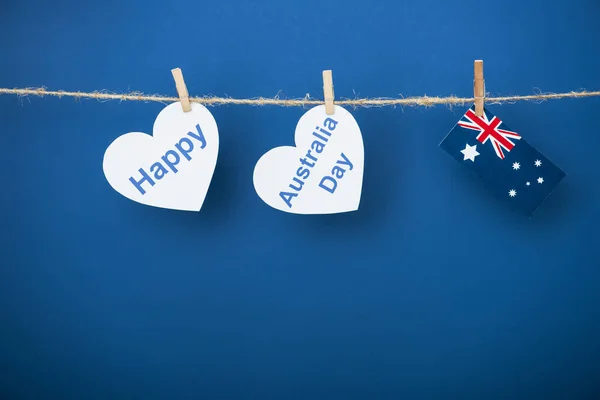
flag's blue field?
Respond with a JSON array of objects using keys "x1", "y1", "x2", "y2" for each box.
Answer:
[{"x1": 1, "y1": 0, "x2": 599, "y2": 398}]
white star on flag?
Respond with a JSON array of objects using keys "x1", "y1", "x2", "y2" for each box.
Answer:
[
  {"x1": 512, "y1": 162, "x2": 520, "y2": 170},
  {"x1": 509, "y1": 189, "x2": 517, "y2": 197},
  {"x1": 526, "y1": 182, "x2": 531, "y2": 186},
  {"x1": 537, "y1": 177, "x2": 544, "y2": 184},
  {"x1": 535, "y1": 159, "x2": 542, "y2": 167},
  {"x1": 461, "y1": 144, "x2": 480, "y2": 162}
]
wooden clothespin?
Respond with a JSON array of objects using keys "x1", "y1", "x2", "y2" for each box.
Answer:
[
  {"x1": 322, "y1": 70, "x2": 335, "y2": 115},
  {"x1": 171, "y1": 67, "x2": 191, "y2": 112},
  {"x1": 474, "y1": 60, "x2": 485, "y2": 117}
]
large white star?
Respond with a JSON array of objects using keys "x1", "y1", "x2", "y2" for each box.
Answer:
[
  {"x1": 512, "y1": 162, "x2": 521, "y2": 170},
  {"x1": 537, "y1": 177, "x2": 544, "y2": 184},
  {"x1": 461, "y1": 144, "x2": 480, "y2": 162},
  {"x1": 534, "y1": 159, "x2": 542, "y2": 167},
  {"x1": 509, "y1": 189, "x2": 517, "y2": 197}
]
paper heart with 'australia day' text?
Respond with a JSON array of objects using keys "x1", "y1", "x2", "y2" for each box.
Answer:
[
  {"x1": 253, "y1": 105, "x2": 364, "y2": 214},
  {"x1": 103, "y1": 102, "x2": 219, "y2": 211}
]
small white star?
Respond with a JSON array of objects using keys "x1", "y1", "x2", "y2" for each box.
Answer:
[
  {"x1": 512, "y1": 162, "x2": 521, "y2": 170},
  {"x1": 509, "y1": 189, "x2": 517, "y2": 197},
  {"x1": 534, "y1": 159, "x2": 542, "y2": 167},
  {"x1": 526, "y1": 181, "x2": 531, "y2": 186},
  {"x1": 537, "y1": 177, "x2": 544, "y2": 184},
  {"x1": 461, "y1": 144, "x2": 480, "y2": 162}
]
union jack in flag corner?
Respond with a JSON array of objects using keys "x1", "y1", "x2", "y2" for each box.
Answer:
[{"x1": 439, "y1": 105, "x2": 566, "y2": 216}]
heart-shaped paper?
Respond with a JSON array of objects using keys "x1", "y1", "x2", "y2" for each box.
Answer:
[
  {"x1": 253, "y1": 105, "x2": 364, "y2": 214},
  {"x1": 103, "y1": 102, "x2": 219, "y2": 211}
]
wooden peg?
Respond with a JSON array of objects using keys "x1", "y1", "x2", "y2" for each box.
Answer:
[
  {"x1": 474, "y1": 60, "x2": 485, "y2": 117},
  {"x1": 322, "y1": 70, "x2": 335, "y2": 115},
  {"x1": 171, "y1": 67, "x2": 191, "y2": 112}
]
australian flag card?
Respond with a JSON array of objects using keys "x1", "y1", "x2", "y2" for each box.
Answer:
[{"x1": 439, "y1": 106, "x2": 566, "y2": 216}]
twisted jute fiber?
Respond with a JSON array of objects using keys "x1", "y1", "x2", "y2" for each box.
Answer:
[{"x1": 1, "y1": 87, "x2": 600, "y2": 108}]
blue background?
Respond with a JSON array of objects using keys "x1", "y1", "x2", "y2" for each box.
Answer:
[{"x1": 1, "y1": 0, "x2": 599, "y2": 398}]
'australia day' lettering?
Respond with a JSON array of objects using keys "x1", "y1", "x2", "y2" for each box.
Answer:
[
  {"x1": 319, "y1": 152, "x2": 354, "y2": 194},
  {"x1": 129, "y1": 124, "x2": 207, "y2": 195},
  {"x1": 279, "y1": 117, "x2": 338, "y2": 208}
]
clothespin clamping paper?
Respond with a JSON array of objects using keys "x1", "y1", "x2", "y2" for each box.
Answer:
[
  {"x1": 474, "y1": 60, "x2": 485, "y2": 117},
  {"x1": 171, "y1": 67, "x2": 191, "y2": 112},
  {"x1": 323, "y1": 69, "x2": 335, "y2": 115}
]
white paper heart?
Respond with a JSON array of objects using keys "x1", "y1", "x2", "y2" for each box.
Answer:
[
  {"x1": 103, "y1": 102, "x2": 219, "y2": 211},
  {"x1": 253, "y1": 105, "x2": 364, "y2": 214}
]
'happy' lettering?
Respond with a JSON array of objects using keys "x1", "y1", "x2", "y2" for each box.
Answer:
[{"x1": 130, "y1": 124, "x2": 207, "y2": 195}]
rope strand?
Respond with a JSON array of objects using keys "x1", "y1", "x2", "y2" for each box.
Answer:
[{"x1": 1, "y1": 87, "x2": 599, "y2": 108}]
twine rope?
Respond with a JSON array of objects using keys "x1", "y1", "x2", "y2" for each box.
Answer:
[{"x1": 1, "y1": 87, "x2": 599, "y2": 108}]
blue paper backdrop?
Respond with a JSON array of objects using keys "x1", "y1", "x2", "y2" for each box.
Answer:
[{"x1": 1, "y1": 0, "x2": 599, "y2": 398}]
